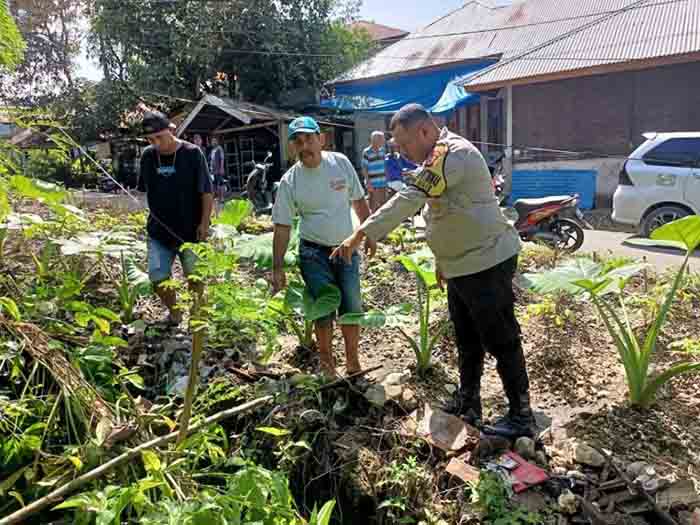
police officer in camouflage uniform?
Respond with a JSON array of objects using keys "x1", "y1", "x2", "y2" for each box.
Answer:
[{"x1": 331, "y1": 104, "x2": 535, "y2": 438}]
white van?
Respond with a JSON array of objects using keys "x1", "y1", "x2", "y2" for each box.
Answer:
[{"x1": 612, "y1": 132, "x2": 700, "y2": 236}]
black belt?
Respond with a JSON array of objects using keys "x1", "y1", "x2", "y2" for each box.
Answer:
[{"x1": 300, "y1": 239, "x2": 336, "y2": 251}]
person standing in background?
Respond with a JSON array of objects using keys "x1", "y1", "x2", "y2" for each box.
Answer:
[
  {"x1": 137, "y1": 111, "x2": 214, "y2": 326},
  {"x1": 193, "y1": 134, "x2": 205, "y2": 155},
  {"x1": 209, "y1": 136, "x2": 226, "y2": 204},
  {"x1": 362, "y1": 131, "x2": 387, "y2": 212},
  {"x1": 385, "y1": 138, "x2": 417, "y2": 196}
]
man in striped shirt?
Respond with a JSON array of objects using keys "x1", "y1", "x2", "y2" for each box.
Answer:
[{"x1": 362, "y1": 131, "x2": 387, "y2": 212}]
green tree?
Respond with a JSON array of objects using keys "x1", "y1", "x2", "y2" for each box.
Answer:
[
  {"x1": 0, "y1": 0, "x2": 26, "y2": 69},
  {"x1": 319, "y1": 22, "x2": 375, "y2": 87},
  {"x1": 0, "y1": 0, "x2": 84, "y2": 105},
  {"x1": 51, "y1": 78, "x2": 142, "y2": 143},
  {"x1": 88, "y1": 0, "x2": 374, "y2": 105}
]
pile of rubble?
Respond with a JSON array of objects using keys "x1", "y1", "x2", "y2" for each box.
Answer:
[
  {"x1": 362, "y1": 370, "x2": 700, "y2": 524},
  {"x1": 120, "y1": 327, "x2": 699, "y2": 524},
  {"x1": 123, "y1": 322, "x2": 280, "y2": 397}
]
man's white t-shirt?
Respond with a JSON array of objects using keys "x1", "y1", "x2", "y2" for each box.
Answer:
[{"x1": 272, "y1": 152, "x2": 365, "y2": 247}]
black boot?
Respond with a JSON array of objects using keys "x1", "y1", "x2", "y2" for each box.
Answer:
[
  {"x1": 443, "y1": 337, "x2": 484, "y2": 428},
  {"x1": 443, "y1": 392, "x2": 483, "y2": 427},
  {"x1": 445, "y1": 276, "x2": 486, "y2": 428},
  {"x1": 482, "y1": 339, "x2": 535, "y2": 439},
  {"x1": 482, "y1": 391, "x2": 535, "y2": 438}
]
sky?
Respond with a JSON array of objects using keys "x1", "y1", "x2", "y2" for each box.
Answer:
[
  {"x1": 358, "y1": 0, "x2": 512, "y2": 31},
  {"x1": 77, "y1": 1, "x2": 511, "y2": 81},
  {"x1": 358, "y1": 0, "x2": 466, "y2": 32}
]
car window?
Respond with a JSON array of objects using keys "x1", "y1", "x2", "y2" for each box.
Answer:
[{"x1": 642, "y1": 138, "x2": 700, "y2": 167}]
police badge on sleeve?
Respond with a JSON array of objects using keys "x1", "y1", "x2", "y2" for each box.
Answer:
[{"x1": 410, "y1": 143, "x2": 449, "y2": 198}]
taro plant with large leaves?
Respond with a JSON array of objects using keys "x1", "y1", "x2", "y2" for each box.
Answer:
[
  {"x1": 235, "y1": 220, "x2": 300, "y2": 270},
  {"x1": 211, "y1": 198, "x2": 254, "y2": 242},
  {"x1": 268, "y1": 281, "x2": 341, "y2": 350},
  {"x1": 116, "y1": 252, "x2": 152, "y2": 324},
  {"x1": 211, "y1": 199, "x2": 300, "y2": 270},
  {"x1": 340, "y1": 248, "x2": 449, "y2": 376},
  {"x1": 525, "y1": 215, "x2": 700, "y2": 408}
]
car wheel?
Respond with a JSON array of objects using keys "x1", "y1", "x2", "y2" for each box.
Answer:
[{"x1": 641, "y1": 206, "x2": 691, "y2": 237}]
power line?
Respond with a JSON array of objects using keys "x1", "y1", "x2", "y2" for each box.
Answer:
[
  {"x1": 460, "y1": 0, "x2": 656, "y2": 85},
  {"x1": 105, "y1": 29, "x2": 700, "y2": 65}
]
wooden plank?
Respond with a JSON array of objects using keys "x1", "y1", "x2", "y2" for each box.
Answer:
[{"x1": 213, "y1": 121, "x2": 279, "y2": 135}]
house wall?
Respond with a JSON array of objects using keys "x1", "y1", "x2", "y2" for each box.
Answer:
[
  {"x1": 511, "y1": 60, "x2": 700, "y2": 206},
  {"x1": 514, "y1": 157, "x2": 625, "y2": 208},
  {"x1": 353, "y1": 111, "x2": 388, "y2": 167}
]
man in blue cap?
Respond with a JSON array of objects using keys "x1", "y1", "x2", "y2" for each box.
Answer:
[{"x1": 272, "y1": 116, "x2": 375, "y2": 377}]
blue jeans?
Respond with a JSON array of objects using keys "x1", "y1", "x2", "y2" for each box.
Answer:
[
  {"x1": 147, "y1": 237, "x2": 198, "y2": 283},
  {"x1": 299, "y1": 240, "x2": 363, "y2": 325}
]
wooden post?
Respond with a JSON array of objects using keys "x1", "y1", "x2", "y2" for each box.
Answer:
[{"x1": 177, "y1": 290, "x2": 205, "y2": 445}]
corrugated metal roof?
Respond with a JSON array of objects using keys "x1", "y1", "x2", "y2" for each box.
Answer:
[
  {"x1": 463, "y1": 0, "x2": 700, "y2": 89},
  {"x1": 333, "y1": 0, "x2": 699, "y2": 86},
  {"x1": 349, "y1": 21, "x2": 409, "y2": 42}
]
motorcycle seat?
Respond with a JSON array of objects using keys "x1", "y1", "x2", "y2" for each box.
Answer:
[{"x1": 514, "y1": 196, "x2": 574, "y2": 215}]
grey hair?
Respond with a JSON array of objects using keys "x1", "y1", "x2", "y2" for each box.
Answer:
[
  {"x1": 390, "y1": 103, "x2": 433, "y2": 131},
  {"x1": 370, "y1": 131, "x2": 385, "y2": 140}
]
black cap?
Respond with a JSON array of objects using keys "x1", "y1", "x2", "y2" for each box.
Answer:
[{"x1": 142, "y1": 111, "x2": 171, "y2": 135}]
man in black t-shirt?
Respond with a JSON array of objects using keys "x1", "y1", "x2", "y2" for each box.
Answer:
[{"x1": 137, "y1": 111, "x2": 214, "y2": 325}]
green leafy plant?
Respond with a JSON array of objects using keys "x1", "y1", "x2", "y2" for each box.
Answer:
[
  {"x1": 54, "y1": 230, "x2": 144, "y2": 259},
  {"x1": 341, "y1": 248, "x2": 449, "y2": 375},
  {"x1": 0, "y1": 297, "x2": 21, "y2": 321},
  {"x1": 214, "y1": 199, "x2": 254, "y2": 230},
  {"x1": 65, "y1": 301, "x2": 122, "y2": 335},
  {"x1": 53, "y1": 484, "x2": 141, "y2": 525},
  {"x1": 182, "y1": 242, "x2": 280, "y2": 360},
  {"x1": 210, "y1": 199, "x2": 255, "y2": 248},
  {"x1": 523, "y1": 295, "x2": 572, "y2": 328},
  {"x1": 525, "y1": 216, "x2": 700, "y2": 408},
  {"x1": 386, "y1": 226, "x2": 416, "y2": 251},
  {"x1": 137, "y1": 463, "x2": 335, "y2": 525},
  {"x1": 468, "y1": 472, "x2": 542, "y2": 525},
  {"x1": 377, "y1": 456, "x2": 433, "y2": 524},
  {"x1": 256, "y1": 426, "x2": 313, "y2": 472},
  {"x1": 0, "y1": 0, "x2": 26, "y2": 69},
  {"x1": 116, "y1": 253, "x2": 152, "y2": 323},
  {"x1": 669, "y1": 338, "x2": 700, "y2": 354},
  {"x1": 235, "y1": 225, "x2": 300, "y2": 270},
  {"x1": 268, "y1": 282, "x2": 341, "y2": 349}
]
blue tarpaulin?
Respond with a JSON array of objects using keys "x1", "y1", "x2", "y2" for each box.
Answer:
[{"x1": 322, "y1": 61, "x2": 495, "y2": 115}]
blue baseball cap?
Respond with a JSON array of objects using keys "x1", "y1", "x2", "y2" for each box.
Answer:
[{"x1": 288, "y1": 116, "x2": 320, "y2": 140}]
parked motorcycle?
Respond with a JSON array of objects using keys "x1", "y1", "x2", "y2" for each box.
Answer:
[
  {"x1": 508, "y1": 194, "x2": 593, "y2": 252},
  {"x1": 487, "y1": 152, "x2": 508, "y2": 206},
  {"x1": 243, "y1": 151, "x2": 277, "y2": 215},
  {"x1": 97, "y1": 173, "x2": 120, "y2": 193}
]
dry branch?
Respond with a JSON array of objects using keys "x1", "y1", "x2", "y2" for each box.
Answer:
[
  {"x1": 5, "y1": 321, "x2": 115, "y2": 423},
  {"x1": 177, "y1": 292, "x2": 205, "y2": 445},
  {"x1": 593, "y1": 446, "x2": 678, "y2": 525},
  {"x1": 318, "y1": 365, "x2": 383, "y2": 391}
]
